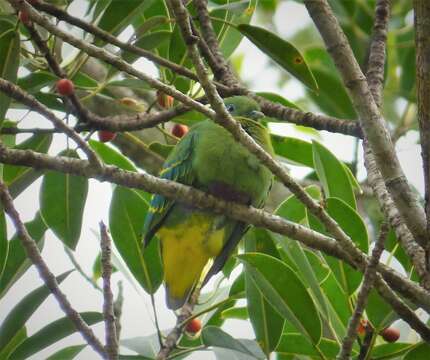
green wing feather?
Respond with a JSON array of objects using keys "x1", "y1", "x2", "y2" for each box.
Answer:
[{"x1": 143, "y1": 132, "x2": 196, "y2": 246}]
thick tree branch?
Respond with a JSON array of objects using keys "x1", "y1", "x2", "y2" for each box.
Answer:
[
  {"x1": 414, "y1": 0, "x2": 430, "y2": 257},
  {"x1": 2, "y1": 140, "x2": 429, "y2": 336},
  {"x1": 304, "y1": 0, "x2": 427, "y2": 249},
  {"x1": 0, "y1": 180, "x2": 107, "y2": 358}
]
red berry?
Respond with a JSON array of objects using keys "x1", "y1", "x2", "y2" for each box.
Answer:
[
  {"x1": 380, "y1": 327, "x2": 400, "y2": 343},
  {"x1": 185, "y1": 318, "x2": 202, "y2": 334},
  {"x1": 357, "y1": 319, "x2": 368, "y2": 335},
  {"x1": 97, "y1": 130, "x2": 117, "y2": 143},
  {"x1": 56, "y1": 78, "x2": 75, "y2": 96},
  {"x1": 172, "y1": 124, "x2": 189, "y2": 138},
  {"x1": 157, "y1": 90, "x2": 174, "y2": 109},
  {"x1": 19, "y1": 11, "x2": 31, "y2": 25}
]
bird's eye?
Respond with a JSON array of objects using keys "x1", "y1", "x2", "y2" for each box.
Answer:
[{"x1": 226, "y1": 104, "x2": 235, "y2": 113}]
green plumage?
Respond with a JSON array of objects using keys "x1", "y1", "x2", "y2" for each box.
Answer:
[{"x1": 143, "y1": 96, "x2": 273, "y2": 309}]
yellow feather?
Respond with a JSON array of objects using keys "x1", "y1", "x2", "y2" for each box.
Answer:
[{"x1": 157, "y1": 213, "x2": 225, "y2": 302}]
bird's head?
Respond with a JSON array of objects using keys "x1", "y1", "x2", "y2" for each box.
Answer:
[
  {"x1": 223, "y1": 96, "x2": 265, "y2": 120},
  {"x1": 222, "y1": 96, "x2": 273, "y2": 155}
]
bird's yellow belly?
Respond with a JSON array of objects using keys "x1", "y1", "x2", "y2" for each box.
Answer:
[{"x1": 157, "y1": 213, "x2": 225, "y2": 301}]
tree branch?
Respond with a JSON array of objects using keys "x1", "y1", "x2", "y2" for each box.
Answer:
[
  {"x1": 100, "y1": 222, "x2": 118, "y2": 360},
  {"x1": 414, "y1": 0, "x2": 430, "y2": 259},
  {"x1": 0, "y1": 180, "x2": 107, "y2": 358},
  {"x1": 338, "y1": 223, "x2": 388, "y2": 359},
  {"x1": 304, "y1": 0, "x2": 427, "y2": 249}
]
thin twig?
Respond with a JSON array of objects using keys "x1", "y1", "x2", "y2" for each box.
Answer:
[
  {"x1": 100, "y1": 222, "x2": 118, "y2": 360},
  {"x1": 0, "y1": 180, "x2": 107, "y2": 358},
  {"x1": 337, "y1": 223, "x2": 389, "y2": 360}
]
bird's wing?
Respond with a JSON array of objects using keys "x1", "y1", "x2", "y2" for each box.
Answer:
[{"x1": 143, "y1": 131, "x2": 197, "y2": 246}]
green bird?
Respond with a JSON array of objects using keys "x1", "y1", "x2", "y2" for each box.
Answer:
[{"x1": 143, "y1": 96, "x2": 274, "y2": 309}]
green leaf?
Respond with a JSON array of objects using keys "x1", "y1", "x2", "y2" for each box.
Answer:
[
  {"x1": 148, "y1": 142, "x2": 174, "y2": 159},
  {"x1": 46, "y1": 345, "x2": 86, "y2": 360},
  {"x1": 276, "y1": 333, "x2": 341, "y2": 358},
  {"x1": 0, "y1": 327, "x2": 26, "y2": 360},
  {"x1": 0, "y1": 19, "x2": 19, "y2": 125},
  {"x1": 0, "y1": 204, "x2": 7, "y2": 280},
  {"x1": 221, "y1": 306, "x2": 249, "y2": 320},
  {"x1": 89, "y1": 139, "x2": 137, "y2": 171},
  {"x1": 0, "y1": 213, "x2": 47, "y2": 298},
  {"x1": 122, "y1": 31, "x2": 171, "y2": 65},
  {"x1": 109, "y1": 186, "x2": 162, "y2": 293},
  {"x1": 3, "y1": 134, "x2": 52, "y2": 198},
  {"x1": 121, "y1": 335, "x2": 160, "y2": 358},
  {"x1": 245, "y1": 228, "x2": 284, "y2": 356},
  {"x1": 9, "y1": 312, "x2": 103, "y2": 360},
  {"x1": 238, "y1": 24, "x2": 318, "y2": 92},
  {"x1": 0, "y1": 271, "x2": 72, "y2": 350},
  {"x1": 307, "y1": 67, "x2": 357, "y2": 119},
  {"x1": 372, "y1": 342, "x2": 417, "y2": 359},
  {"x1": 40, "y1": 150, "x2": 88, "y2": 250},
  {"x1": 238, "y1": 253, "x2": 322, "y2": 344},
  {"x1": 312, "y1": 140, "x2": 356, "y2": 209},
  {"x1": 271, "y1": 135, "x2": 313, "y2": 167},
  {"x1": 256, "y1": 92, "x2": 301, "y2": 111},
  {"x1": 366, "y1": 288, "x2": 398, "y2": 331},
  {"x1": 202, "y1": 326, "x2": 265, "y2": 359},
  {"x1": 404, "y1": 342, "x2": 430, "y2": 360},
  {"x1": 17, "y1": 71, "x2": 57, "y2": 93}
]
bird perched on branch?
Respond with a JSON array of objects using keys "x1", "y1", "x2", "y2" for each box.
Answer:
[{"x1": 143, "y1": 96, "x2": 274, "y2": 309}]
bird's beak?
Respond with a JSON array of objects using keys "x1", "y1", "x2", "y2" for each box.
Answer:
[{"x1": 250, "y1": 110, "x2": 265, "y2": 120}]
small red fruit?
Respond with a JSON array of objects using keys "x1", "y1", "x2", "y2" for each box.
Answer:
[
  {"x1": 357, "y1": 319, "x2": 368, "y2": 335},
  {"x1": 56, "y1": 78, "x2": 75, "y2": 96},
  {"x1": 185, "y1": 318, "x2": 202, "y2": 334},
  {"x1": 171, "y1": 124, "x2": 189, "y2": 138},
  {"x1": 380, "y1": 327, "x2": 400, "y2": 343},
  {"x1": 19, "y1": 11, "x2": 31, "y2": 25},
  {"x1": 157, "y1": 90, "x2": 174, "y2": 109},
  {"x1": 97, "y1": 130, "x2": 117, "y2": 143}
]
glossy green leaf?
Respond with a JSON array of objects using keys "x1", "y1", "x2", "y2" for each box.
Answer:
[
  {"x1": 148, "y1": 142, "x2": 175, "y2": 159},
  {"x1": 372, "y1": 342, "x2": 417, "y2": 359},
  {"x1": 9, "y1": 312, "x2": 103, "y2": 360},
  {"x1": 221, "y1": 306, "x2": 249, "y2": 320},
  {"x1": 245, "y1": 228, "x2": 284, "y2": 356},
  {"x1": 403, "y1": 342, "x2": 430, "y2": 360},
  {"x1": 202, "y1": 326, "x2": 265, "y2": 359},
  {"x1": 40, "y1": 150, "x2": 88, "y2": 250},
  {"x1": 3, "y1": 134, "x2": 52, "y2": 198},
  {"x1": 0, "y1": 19, "x2": 19, "y2": 124},
  {"x1": 366, "y1": 288, "x2": 398, "y2": 331},
  {"x1": 0, "y1": 271, "x2": 72, "y2": 350},
  {"x1": 238, "y1": 253, "x2": 322, "y2": 344},
  {"x1": 121, "y1": 334, "x2": 160, "y2": 358},
  {"x1": 0, "y1": 213, "x2": 47, "y2": 298},
  {"x1": 307, "y1": 67, "x2": 356, "y2": 119},
  {"x1": 33, "y1": 93, "x2": 65, "y2": 112},
  {"x1": 71, "y1": 72, "x2": 98, "y2": 90},
  {"x1": 256, "y1": 92, "x2": 301, "y2": 110},
  {"x1": 276, "y1": 333, "x2": 341, "y2": 358},
  {"x1": 109, "y1": 186, "x2": 162, "y2": 293},
  {"x1": 17, "y1": 71, "x2": 57, "y2": 93},
  {"x1": 122, "y1": 31, "x2": 171, "y2": 65},
  {"x1": 0, "y1": 326, "x2": 26, "y2": 360},
  {"x1": 135, "y1": 15, "x2": 169, "y2": 36},
  {"x1": 238, "y1": 24, "x2": 318, "y2": 92},
  {"x1": 89, "y1": 139, "x2": 136, "y2": 171},
  {"x1": 0, "y1": 205, "x2": 6, "y2": 281},
  {"x1": 271, "y1": 135, "x2": 313, "y2": 167},
  {"x1": 46, "y1": 345, "x2": 86, "y2": 360},
  {"x1": 312, "y1": 140, "x2": 356, "y2": 209}
]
